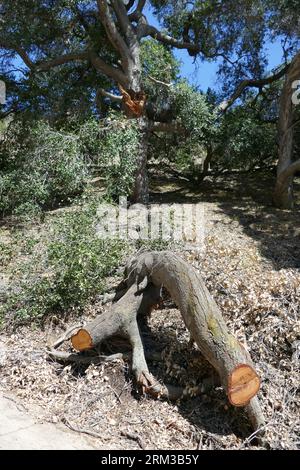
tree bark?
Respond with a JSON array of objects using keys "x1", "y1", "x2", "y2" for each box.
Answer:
[
  {"x1": 132, "y1": 116, "x2": 150, "y2": 204},
  {"x1": 125, "y1": 37, "x2": 150, "y2": 204},
  {"x1": 125, "y1": 252, "x2": 264, "y2": 430},
  {"x1": 68, "y1": 251, "x2": 264, "y2": 431},
  {"x1": 96, "y1": 1, "x2": 149, "y2": 204},
  {"x1": 273, "y1": 51, "x2": 300, "y2": 209},
  {"x1": 71, "y1": 281, "x2": 161, "y2": 351}
]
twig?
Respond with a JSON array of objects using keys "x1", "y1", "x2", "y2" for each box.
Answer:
[
  {"x1": 48, "y1": 348, "x2": 167, "y2": 365},
  {"x1": 121, "y1": 430, "x2": 146, "y2": 450},
  {"x1": 3, "y1": 395, "x2": 27, "y2": 412},
  {"x1": 148, "y1": 75, "x2": 172, "y2": 88},
  {"x1": 239, "y1": 421, "x2": 272, "y2": 449},
  {"x1": 62, "y1": 417, "x2": 105, "y2": 440},
  {"x1": 108, "y1": 385, "x2": 123, "y2": 404},
  {"x1": 47, "y1": 349, "x2": 125, "y2": 364}
]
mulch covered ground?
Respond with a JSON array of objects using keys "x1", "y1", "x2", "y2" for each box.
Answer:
[{"x1": 0, "y1": 173, "x2": 299, "y2": 450}]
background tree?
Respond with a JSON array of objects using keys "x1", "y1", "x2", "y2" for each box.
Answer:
[
  {"x1": 0, "y1": 0, "x2": 213, "y2": 203},
  {"x1": 1, "y1": 0, "x2": 300, "y2": 207},
  {"x1": 151, "y1": 0, "x2": 300, "y2": 208}
]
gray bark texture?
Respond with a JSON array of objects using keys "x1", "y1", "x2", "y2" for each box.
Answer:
[
  {"x1": 132, "y1": 117, "x2": 150, "y2": 204},
  {"x1": 274, "y1": 51, "x2": 300, "y2": 209},
  {"x1": 66, "y1": 251, "x2": 265, "y2": 432}
]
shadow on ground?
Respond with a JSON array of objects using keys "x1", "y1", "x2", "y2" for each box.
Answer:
[
  {"x1": 88, "y1": 315, "x2": 255, "y2": 443},
  {"x1": 150, "y1": 171, "x2": 300, "y2": 270}
]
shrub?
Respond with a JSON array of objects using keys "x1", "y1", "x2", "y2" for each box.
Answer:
[
  {"x1": 63, "y1": 115, "x2": 140, "y2": 200},
  {"x1": 215, "y1": 106, "x2": 277, "y2": 170},
  {"x1": 148, "y1": 82, "x2": 216, "y2": 178},
  {"x1": 0, "y1": 119, "x2": 89, "y2": 216},
  {"x1": 2, "y1": 198, "x2": 128, "y2": 323},
  {"x1": 0, "y1": 115, "x2": 142, "y2": 217}
]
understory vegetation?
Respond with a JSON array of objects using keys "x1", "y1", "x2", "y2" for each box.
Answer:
[
  {"x1": 0, "y1": 82, "x2": 296, "y2": 326},
  {"x1": 0, "y1": 189, "x2": 173, "y2": 325},
  {"x1": 0, "y1": 0, "x2": 299, "y2": 451},
  {"x1": 0, "y1": 115, "x2": 141, "y2": 218},
  {"x1": 1, "y1": 197, "x2": 126, "y2": 323}
]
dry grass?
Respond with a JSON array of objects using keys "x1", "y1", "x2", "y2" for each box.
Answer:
[{"x1": 0, "y1": 172, "x2": 299, "y2": 450}]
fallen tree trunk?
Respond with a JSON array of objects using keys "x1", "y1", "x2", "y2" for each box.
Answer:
[
  {"x1": 71, "y1": 280, "x2": 161, "y2": 352},
  {"x1": 125, "y1": 252, "x2": 264, "y2": 429},
  {"x1": 68, "y1": 251, "x2": 264, "y2": 431}
]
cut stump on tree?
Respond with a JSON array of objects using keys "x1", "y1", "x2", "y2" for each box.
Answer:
[{"x1": 52, "y1": 251, "x2": 265, "y2": 431}]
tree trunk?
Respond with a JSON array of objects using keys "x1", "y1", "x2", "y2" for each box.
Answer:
[
  {"x1": 123, "y1": 41, "x2": 149, "y2": 204},
  {"x1": 67, "y1": 251, "x2": 264, "y2": 431},
  {"x1": 196, "y1": 143, "x2": 213, "y2": 184},
  {"x1": 132, "y1": 116, "x2": 150, "y2": 204},
  {"x1": 71, "y1": 281, "x2": 161, "y2": 352},
  {"x1": 274, "y1": 51, "x2": 300, "y2": 209}
]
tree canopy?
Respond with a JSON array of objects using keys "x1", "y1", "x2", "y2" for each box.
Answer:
[{"x1": 1, "y1": 0, "x2": 300, "y2": 207}]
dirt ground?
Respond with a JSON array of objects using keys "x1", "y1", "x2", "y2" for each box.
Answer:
[{"x1": 0, "y1": 172, "x2": 299, "y2": 450}]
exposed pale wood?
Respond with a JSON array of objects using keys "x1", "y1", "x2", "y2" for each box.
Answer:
[
  {"x1": 228, "y1": 364, "x2": 260, "y2": 407},
  {"x1": 48, "y1": 349, "x2": 124, "y2": 364},
  {"x1": 71, "y1": 329, "x2": 93, "y2": 351},
  {"x1": 121, "y1": 430, "x2": 146, "y2": 450},
  {"x1": 119, "y1": 85, "x2": 146, "y2": 118}
]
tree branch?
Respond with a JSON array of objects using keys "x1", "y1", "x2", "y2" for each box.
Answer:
[
  {"x1": 129, "y1": 1, "x2": 147, "y2": 22},
  {"x1": 97, "y1": 88, "x2": 122, "y2": 102},
  {"x1": 0, "y1": 41, "x2": 35, "y2": 69},
  {"x1": 110, "y1": 0, "x2": 135, "y2": 44},
  {"x1": 140, "y1": 24, "x2": 199, "y2": 53},
  {"x1": 148, "y1": 75, "x2": 172, "y2": 88},
  {"x1": 36, "y1": 52, "x2": 89, "y2": 71},
  {"x1": 0, "y1": 41, "x2": 89, "y2": 73},
  {"x1": 130, "y1": 0, "x2": 146, "y2": 16},
  {"x1": 219, "y1": 64, "x2": 291, "y2": 112},
  {"x1": 90, "y1": 51, "x2": 128, "y2": 87},
  {"x1": 97, "y1": 0, "x2": 131, "y2": 67},
  {"x1": 0, "y1": 39, "x2": 127, "y2": 88},
  {"x1": 125, "y1": 0, "x2": 135, "y2": 12},
  {"x1": 135, "y1": 0, "x2": 146, "y2": 13},
  {"x1": 278, "y1": 158, "x2": 300, "y2": 182}
]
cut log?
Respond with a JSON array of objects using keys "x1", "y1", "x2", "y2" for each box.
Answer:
[
  {"x1": 71, "y1": 281, "x2": 161, "y2": 352},
  {"x1": 125, "y1": 251, "x2": 265, "y2": 430},
  {"x1": 228, "y1": 364, "x2": 260, "y2": 407},
  {"x1": 66, "y1": 250, "x2": 264, "y2": 431},
  {"x1": 72, "y1": 329, "x2": 93, "y2": 351}
]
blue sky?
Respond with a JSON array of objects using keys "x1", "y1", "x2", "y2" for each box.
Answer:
[
  {"x1": 174, "y1": 41, "x2": 284, "y2": 91},
  {"x1": 145, "y1": 6, "x2": 284, "y2": 92}
]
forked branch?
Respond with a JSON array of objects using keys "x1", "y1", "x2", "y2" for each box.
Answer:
[{"x1": 51, "y1": 251, "x2": 265, "y2": 432}]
